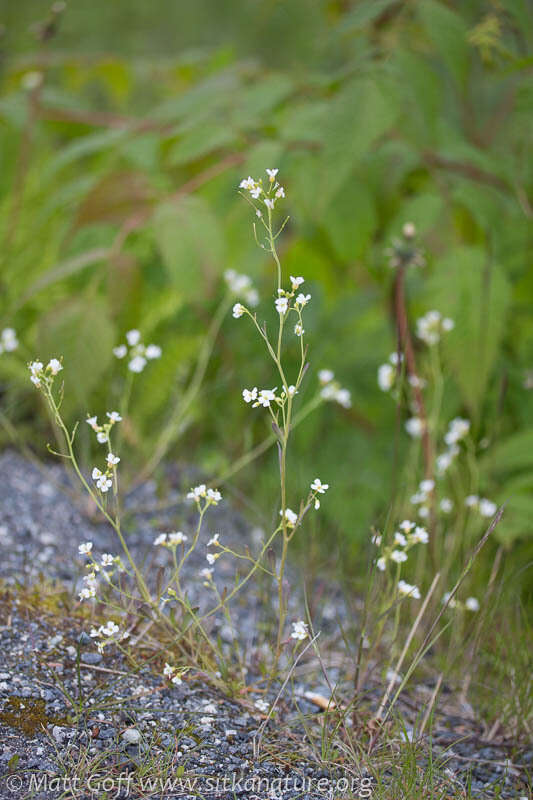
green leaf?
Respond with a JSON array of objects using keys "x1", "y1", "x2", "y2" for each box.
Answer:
[
  {"x1": 152, "y1": 196, "x2": 224, "y2": 298},
  {"x1": 482, "y1": 428, "x2": 533, "y2": 475},
  {"x1": 167, "y1": 126, "x2": 239, "y2": 167},
  {"x1": 417, "y1": 0, "x2": 469, "y2": 86},
  {"x1": 38, "y1": 298, "x2": 115, "y2": 415},
  {"x1": 323, "y1": 181, "x2": 377, "y2": 261},
  {"x1": 426, "y1": 247, "x2": 510, "y2": 415}
]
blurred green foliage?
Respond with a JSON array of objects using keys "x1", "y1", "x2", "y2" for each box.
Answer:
[{"x1": 0, "y1": 0, "x2": 532, "y2": 578}]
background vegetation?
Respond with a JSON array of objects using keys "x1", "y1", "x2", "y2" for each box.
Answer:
[{"x1": 1, "y1": 0, "x2": 532, "y2": 592}]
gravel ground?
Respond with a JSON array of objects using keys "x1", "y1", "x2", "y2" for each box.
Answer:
[{"x1": 0, "y1": 450, "x2": 530, "y2": 799}]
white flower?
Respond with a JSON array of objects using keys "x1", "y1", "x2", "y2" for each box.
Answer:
[
  {"x1": 47, "y1": 358, "x2": 62, "y2": 375},
  {"x1": 445, "y1": 418, "x2": 470, "y2": 446},
  {"x1": 200, "y1": 567, "x2": 213, "y2": 581},
  {"x1": 128, "y1": 355, "x2": 146, "y2": 373},
  {"x1": 113, "y1": 345, "x2": 127, "y2": 358},
  {"x1": 264, "y1": 198, "x2": 275, "y2": 210},
  {"x1": 311, "y1": 478, "x2": 329, "y2": 494},
  {"x1": 250, "y1": 185, "x2": 261, "y2": 199},
  {"x1": 207, "y1": 534, "x2": 220, "y2": 547},
  {"x1": 239, "y1": 176, "x2": 256, "y2": 191},
  {"x1": 436, "y1": 448, "x2": 457, "y2": 475},
  {"x1": 78, "y1": 542, "x2": 92, "y2": 555},
  {"x1": 101, "y1": 621, "x2": 119, "y2": 637},
  {"x1": 295, "y1": 293, "x2": 311, "y2": 307},
  {"x1": 145, "y1": 344, "x2": 162, "y2": 359},
  {"x1": 207, "y1": 488, "x2": 222, "y2": 504},
  {"x1": 376, "y1": 556, "x2": 387, "y2": 571},
  {"x1": 465, "y1": 597, "x2": 480, "y2": 612},
  {"x1": 290, "y1": 620, "x2": 308, "y2": 640},
  {"x1": 371, "y1": 533, "x2": 382, "y2": 546},
  {"x1": 399, "y1": 520, "x2": 415, "y2": 533},
  {"x1": 294, "y1": 322, "x2": 304, "y2": 336},
  {"x1": 479, "y1": 498, "x2": 497, "y2": 517},
  {"x1": 398, "y1": 580, "x2": 421, "y2": 599},
  {"x1": 254, "y1": 699, "x2": 269, "y2": 713},
  {"x1": 232, "y1": 303, "x2": 246, "y2": 319},
  {"x1": 420, "y1": 479, "x2": 434, "y2": 493},
  {"x1": 275, "y1": 186, "x2": 285, "y2": 198},
  {"x1": 275, "y1": 296, "x2": 288, "y2": 314},
  {"x1": 266, "y1": 168, "x2": 278, "y2": 180},
  {"x1": 126, "y1": 329, "x2": 141, "y2": 346},
  {"x1": 318, "y1": 369, "x2": 334, "y2": 385},
  {"x1": 254, "y1": 388, "x2": 277, "y2": 408},
  {"x1": 242, "y1": 387, "x2": 258, "y2": 403},
  {"x1": 206, "y1": 552, "x2": 217, "y2": 565},
  {"x1": 106, "y1": 453, "x2": 120, "y2": 466},
  {"x1": 443, "y1": 591, "x2": 458, "y2": 608},
  {"x1": 465, "y1": 494, "x2": 479, "y2": 508},
  {"x1": 403, "y1": 222, "x2": 416, "y2": 238},
  {"x1": 440, "y1": 498, "x2": 453, "y2": 513},
  {"x1": 168, "y1": 531, "x2": 187, "y2": 545},
  {"x1": 285, "y1": 385, "x2": 297, "y2": 398},
  {"x1": 394, "y1": 532, "x2": 407, "y2": 546},
  {"x1": 378, "y1": 363, "x2": 395, "y2": 392},
  {"x1": 411, "y1": 526, "x2": 429, "y2": 544},
  {"x1": 418, "y1": 506, "x2": 429, "y2": 519},
  {"x1": 154, "y1": 533, "x2": 167, "y2": 546},
  {"x1": 0, "y1": 328, "x2": 18, "y2": 352},
  {"x1": 106, "y1": 411, "x2": 122, "y2": 422},
  {"x1": 101, "y1": 554, "x2": 114, "y2": 567},
  {"x1": 416, "y1": 310, "x2": 454, "y2": 346},
  {"x1": 390, "y1": 549, "x2": 408, "y2": 564},
  {"x1": 290, "y1": 276, "x2": 304, "y2": 290},
  {"x1": 405, "y1": 417, "x2": 424, "y2": 438},
  {"x1": 96, "y1": 431, "x2": 108, "y2": 444},
  {"x1": 96, "y1": 475, "x2": 112, "y2": 493},
  {"x1": 91, "y1": 467, "x2": 102, "y2": 481},
  {"x1": 29, "y1": 360, "x2": 43, "y2": 375},
  {"x1": 171, "y1": 674, "x2": 182, "y2": 685},
  {"x1": 335, "y1": 388, "x2": 351, "y2": 408},
  {"x1": 187, "y1": 484, "x2": 207, "y2": 500},
  {"x1": 280, "y1": 508, "x2": 298, "y2": 528},
  {"x1": 79, "y1": 586, "x2": 96, "y2": 600},
  {"x1": 442, "y1": 318, "x2": 454, "y2": 332},
  {"x1": 163, "y1": 662, "x2": 174, "y2": 678},
  {"x1": 86, "y1": 416, "x2": 98, "y2": 430}
]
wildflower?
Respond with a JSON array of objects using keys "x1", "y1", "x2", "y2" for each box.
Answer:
[
  {"x1": 335, "y1": 388, "x2": 351, "y2": 408},
  {"x1": 411, "y1": 526, "x2": 429, "y2": 544},
  {"x1": 440, "y1": 498, "x2": 453, "y2": 513},
  {"x1": 101, "y1": 554, "x2": 114, "y2": 567},
  {"x1": 295, "y1": 293, "x2": 311, "y2": 307},
  {"x1": 168, "y1": 531, "x2": 187, "y2": 546},
  {"x1": 266, "y1": 168, "x2": 278, "y2": 181},
  {"x1": 275, "y1": 186, "x2": 285, "y2": 198},
  {"x1": 96, "y1": 475, "x2": 112, "y2": 492},
  {"x1": 187, "y1": 484, "x2": 207, "y2": 500},
  {"x1": 126, "y1": 329, "x2": 141, "y2": 346},
  {"x1": 145, "y1": 344, "x2": 161, "y2": 360},
  {"x1": 163, "y1": 663, "x2": 174, "y2": 678},
  {"x1": 200, "y1": 567, "x2": 213, "y2": 581},
  {"x1": 106, "y1": 411, "x2": 122, "y2": 422},
  {"x1": 443, "y1": 591, "x2": 458, "y2": 609},
  {"x1": 253, "y1": 388, "x2": 277, "y2": 408},
  {"x1": 207, "y1": 488, "x2": 222, "y2": 504},
  {"x1": 445, "y1": 418, "x2": 470, "y2": 446},
  {"x1": 403, "y1": 222, "x2": 416, "y2": 238},
  {"x1": 311, "y1": 478, "x2": 329, "y2": 494},
  {"x1": 242, "y1": 387, "x2": 258, "y2": 403},
  {"x1": 280, "y1": 508, "x2": 298, "y2": 528},
  {"x1": 376, "y1": 557, "x2": 387, "y2": 571},
  {"x1": 291, "y1": 620, "x2": 308, "y2": 640},
  {"x1": 239, "y1": 176, "x2": 256, "y2": 191},
  {"x1": 171, "y1": 674, "x2": 182, "y2": 685},
  {"x1": 113, "y1": 345, "x2": 127, "y2": 358},
  {"x1": 206, "y1": 552, "x2": 218, "y2": 565},
  {"x1": 275, "y1": 297, "x2": 288, "y2": 314},
  {"x1": 154, "y1": 533, "x2": 167, "y2": 546},
  {"x1": 416, "y1": 310, "x2": 454, "y2": 346},
  {"x1": 87, "y1": 416, "x2": 98, "y2": 429},
  {"x1": 78, "y1": 542, "x2": 92, "y2": 555},
  {"x1": 91, "y1": 467, "x2": 102, "y2": 480},
  {"x1": 29, "y1": 361, "x2": 44, "y2": 386},
  {"x1": 420, "y1": 479, "x2": 434, "y2": 494},
  {"x1": 399, "y1": 520, "x2": 416, "y2": 533},
  {"x1": 106, "y1": 453, "x2": 120, "y2": 466},
  {"x1": 254, "y1": 699, "x2": 269, "y2": 713},
  {"x1": 378, "y1": 363, "x2": 395, "y2": 392},
  {"x1": 96, "y1": 431, "x2": 108, "y2": 444},
  {"x1": 465, "y1": 494, "x2": 479, "y2": 509},
  {"x1": 318, "y1": 369, "x2": 334, "y2": 385},
  {"x1": 371, "y1": 533, "x2": 382, "y2": 546},
  {"x1": 390, "y1": 550, "x2": 408, "y2": 564},
  {"x1": 398, "y1": 580, "x2": 421, "y2": 599},
  {"x1": 207, "y1": 534, "x2": 220, "y2": 547},
  {"x1": 479, "y1": 498, "x2": 497, "y2": 517},
  {"x1": 264, "y1": 198, "x2": 275, "y2": 210},
  {"x1": 405, "y1": 417, "x2": 424, "y2": 438},
  {"x1": 294, "y1": 322, "x2": 304, "y2": 336},
  {"x1": 465, "y1": 597, "x2": 480, "y2": 612},
  {"x1": 101, "y1": 621, "x2": 119, "y2": 637},
  {"x1": 286, "y1": 385, "x2": 297, "y2": 398},
  {"x1": 394, "y1": 532, "x2": 407, "y2": 546},
  {"x1": 233, "y1": 303, "x2": 246, "y2": 319},
  {"x1": 79, "y1": 586, "x2": 96, "y2": 600},
  {"x1": 290, "y1": 276, "x2": 304, "y2": 290},
  {"x1": 128, "y1": 355, "x2": 147, "y2": 373},
  {"x1": 47, "y1": 358, "x2": 62, "y2": 375},
  {"x1": 0, "y1": 328, "x2": 18, "y2": 353},
  {"x1": 436, "y1": 445, "x2": 459, "y2": 475}
]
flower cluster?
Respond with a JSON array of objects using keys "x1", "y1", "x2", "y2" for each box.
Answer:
[
  {"x1": 436, "y1": 417, "x2": 470, "y2": 474},
  {"x1": 377, "y1": 353, "x2": 402, "y2": 392},
  {"x1": 154, "y1": 531, "x2": 188, "y2": 547},
  {"x1": 405, "y1": 416, "x2": 425, "y2": 438},
  {"x1": 113, "y1": 329, "x2": 162, "y2": 373},
  {"x1": 310, "y1": 477, "x2": 329, "y2": 510},
  {"x1": 318, "y1": 370, "x2": 351, "y2": 409},
  {"x1": 290, "y1": 620, "x2": 308, "y2": 640},
  {"x1": 224, "y1": 269, "x2": 259, "y2": 310},
  {"x1": 410, "y1": 478, "x2": 435, "y2": 519},
  {"x1": 0, "y1": 328, "x2": 18, "y2": 354},
  {"x1": 28, "y1": 358, "x2": 63, "y2": 388},
  {"x1": 386, "y1": 222, "x2": 425, "y2": 269},
  {"x1": 398, "y1": 580, "x2": 421, "y2": 599},
  {"x1": 186, "y1": 484, "x2": 222, "y2": 511},
  {"x1": 90, "y1": 620, "x2": 129, "y2": 653},
  {"x1": 86, "y1": 411, "x2": 121, "y2": 445},
  {"x1": 242, "y1": 385, "x2": 297, "y2": 410},
  {"x1": 416, "y1": 310, "x2": 454, "y2": 346},
  {"x1": 443, "y1": 593, "x2": 480, "y2": 612},
  {"x1": 163, "y1": 662, "x2": 185, "y2": 685},
  {"x1": 91, "y1": 452, "x2": 120, "y2": 494},
  {"x1": 374, "y1": 519, "x2": 427, "y2": 599},
  {"x1": 77, "y1": 543, "x2": 123, "y2": 601},
  {"x1": 238, "y1": 168, "x2": 285, "y2": 214}
]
